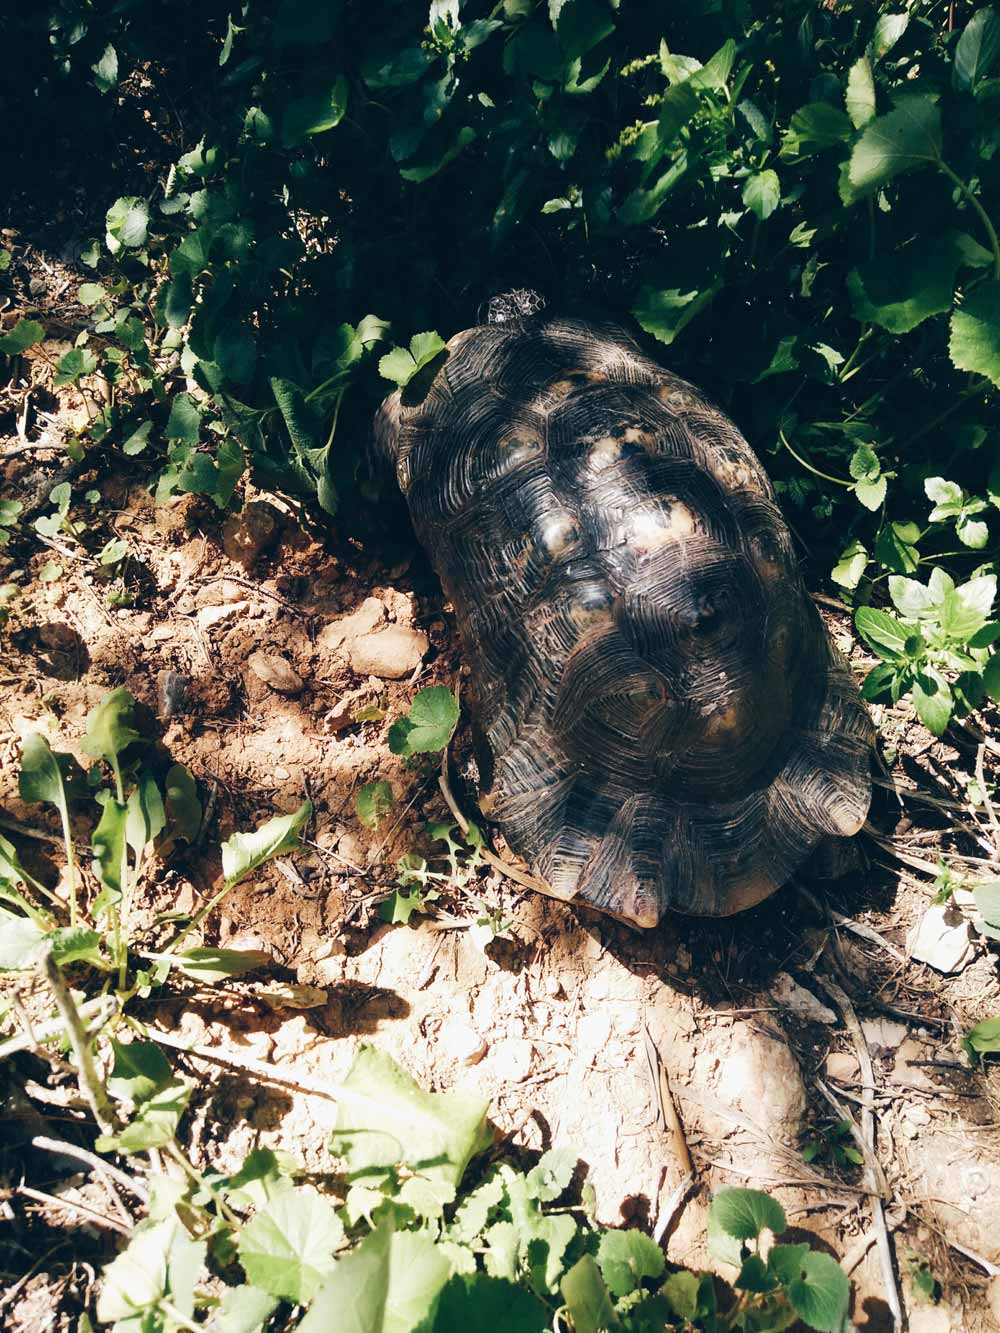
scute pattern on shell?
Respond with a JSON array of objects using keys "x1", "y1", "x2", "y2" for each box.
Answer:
[{"x1": 374, "y1": 313, "x2": 873, "y2": 924}]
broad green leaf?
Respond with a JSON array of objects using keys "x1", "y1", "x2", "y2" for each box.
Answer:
[
  {"x1": 388, "y1": 686, "x2": 459, "y2": 756},
  {"x1": 432, "y1": 1273, "x2": 548, "y2": 1332},
  {"x1": 912, "y1": 672, "x2": 953, "y2": 735},
  {"x1": 841, "y1": 96, "x2": 941, "y2": 203},
  {"x1": 560, "y1": 1255, "x2": 619, "y2": 1333},
  {"x1": 122, "y1": 421, "x2": 154, "y2": 455},
  {"x1": 282, "y1": 75, "x2": 349, "y2": 145},
  {"x1": 329, "y1": 1045, "x2": 490, "y2": 1197},
  {"x1": 221, "y1": 800, "x2": 311, "y2": 886},
  {"x1": 596, "y1": 1229, "x2": 665, "y2": 1298},
  {"x1": 505, "y1": 1174, "x2": 577, "y2": 1293},
  {"x1": 0, "y1": 906, "x2": 46, "y2": 970},
  {"x1": 631, "y1": 282, "x2": 717, "y2": 345},
  {"x1": 984, "y1": 650, "x2": 1000, "y2": 701},
  {"x1": 97, "y1": 1218, "x2": 206, "y2": 1323},
  {"x1": 736, "y1": 1253, "x2": 778, "y2": 1293},
  {"x1": 872, "y1": 12, "x2": 908, "y2": 59},
  {"x1": 172, "y1": 947, "x2": 271, "y2": 981},
  {"x1": 849, "y1": 445, "x2": 880, "y2": 480},
  {"x1": 378, "y1": 331, "x2": 447, "y2": 387},
  {"x1": 742, "y1": 169, "x2": 780, "y2": 220},
  {"x1": 831, "y1": 540, "x2": 868, "y2": 590},
  {"x1": 54, "y1": 348, "x2": 98, "y2": 386},
  {"x1": 81, "y1": 688, "x2": 143, "y2": 784},
  {"x1": 238, "y1": 1181, "x2": 344, "y2": 1303},
  {"x1": 855, "y1": 475, "x2": 887, "y2": 510},
  {"x1": 662, "y1": 1270, "x2": 702, "y2": 1320},
  {"x1": 163, "y1": 764, "x2": 202, "y2": 847},
  {"x1": 974, "y1": 882, "x2": 1000, "y2": 925},
  {"x1": 954, "y1": 8, "x2": 1000, "y2": 91},
  {"x1": 301, "y1": 1224, "x2": 451, "y2": 1333},
  {"x1": 92, "y1": 797, "x2": 128, "y2": 898},
  {"x1": 97, "y1": 1080, "x2": 192, "y2": 1152},
  {"x1": 925, "y1": 476, "x2": 964, "y2": 515},
  {"x1": 210, "y1": 1285, "x2": 280, "y2": 1333},
  {"x1": 772, "y1": 1247, "x2": 851, "y2": 1332},
  {"x1": 449, "y1": 1176, "x2": 506, "y2": 1244},
  {"x1": 78, "y1": 283, "x2": 106, "y2": 306},
  {"x1": 950, "y1": 280, "x2": 1000, "y2": 387},
  {"x1": 165, "y1": 392, "x2": 203, "y2": 443},
  {"x1": 780, "y1": 103, "x2": 853, "y2": 161},
  {"x1": 525, "y1": 1148, "x2": 576, "y2": 1202},
  {"x1": 847, "y1": 234, "x2": 968, "y2": 334},
  {"x1": 709, "y1": 1187, "x2": 787, "y2": 1242},
  {"x1": 400, "y1": 126, "x2": 477, "y2": 182},
  {"x1": 941, "y1": 575, "x2": 996, "y2": 636},
  {"x1": 107, "y1": 1039, "x2": 173, "y2": 1104},
  {"x1": 846, "y1": 56, "x2": 876, "y2": 127},
  {"x1": 106, "y1": 196, "x2": 150, "y2": 253},
  {"x1": 888, "y1": 576, "x2": 937, "y2": 618},
  {"x1": 126, "y1": 771, "x2": 166, "y2": 858},
  {"x1": 0, "y1": 320, "x2": 45, "y2": 355},
  {"x1": 49, "y1": 926, "x2": 104, "y2": 968},
  {"x1": 91, "y1": 43, "x2": 119, "y2": 93},
  {"x1": 356, "y1": 780, "x2": 395, "y2": 830},
  {"x1": 160, "y1": 272, "x2": 193, "y2": 329},
  {"x1": 19, "y1": 734, "x2": 86, "y2": 841},
  {"x1": 876, "y1": 520, "x2": 920, "y2": 574},
  {"x1": 855, "y1": 606, "x2": 911, "y2": 659},
  {"x1": 964, "y1": 1015, "x2": 1000, "y2": 1054}
]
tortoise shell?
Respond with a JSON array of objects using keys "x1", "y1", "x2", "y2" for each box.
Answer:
[{"x1": 374, "y1": 313, "x2": 873, "y2": 924}]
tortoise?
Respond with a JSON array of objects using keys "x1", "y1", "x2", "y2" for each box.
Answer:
[{"x1": 374, "y1": 302, "x2": 873, "y2": 926}]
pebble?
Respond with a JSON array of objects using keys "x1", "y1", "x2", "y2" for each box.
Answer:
[
  {"x1": 442, "y1": 1019, "x2": 489, "y2": 1066},
  {"x1": 860, "y1": 1016, "x2": 908, "y2": 1053},
  {"x1": 907, "y1": 904, "x2": 977, "y2": 973},
  {"x1": 346, "y1": 625, "x2": 428, "y2": 679},
  {"x1": 770, "y1": 972, "x2": 837, "y2": 1024},
  {"x1": 824, "y1": 1051, "x2": 860, "y2": 1082},
  {"x1": 317, "y1": 597, "x2": 386, "y2": 653},
  {"x1": 222, "y1": 501, "x2": 282, "y2": 568},
  {"x1": 247, "y1": 651, "x2": 304, "y2": 695},
  {"x1": 156, "y1": 669, "x2": 188, "y2": 720},
  {"x1": 197, "y1": 600, "x2": 248, "y2": 628}
]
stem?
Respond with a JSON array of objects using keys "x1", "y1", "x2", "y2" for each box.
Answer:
[
  {"x1": 778, "y1": 429, "x2": 852, "y2": 488},
  {"x1": 42, "y1": 950, "x2": 117, "y2": 1135},
  {"x1": 938, "y1": 159, "x2": 1000, "y2": 277},
  {"x1": 159, "y1": 878, "x2": 239, "y2": 956},
  {"x1": 838, "y1": 326, "x2": 874, "y2": 382},
  {"x1": 57, "y1": 796, "x2": 78, "y2": 927}
]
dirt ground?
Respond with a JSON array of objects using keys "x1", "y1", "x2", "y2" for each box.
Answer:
[{"x1": 2, "y1": 236, "x2": 1000, "y2": 1332}]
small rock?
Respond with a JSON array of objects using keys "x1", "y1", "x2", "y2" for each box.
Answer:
[
  {"x1": 770, "y1": 972, "x2": 837, "y2": 1024},
  {"x1": 824, "y1": 1051, "x2": 860, "y2": 1082},
  {"x1": 714, "y1": 1025, "x2": 807, "y2": 1139},
  {"x1": 197, "y1": 600, "x2": 248, "y2": 628},
  {"x1": 37, "y1": 622, "x2": 78, "y2": 653},
  {"x1": 490, "y1": 1037, "x2": 533, "y2": 1083},
  {"x1": 222, "y1": 501, "x2": 282, "y2": 568},
  {"x1": 247, "y1": 651, "x2": 304, "y2": 695},
  {"x1": 317, "y1": 597, "x2": 386, "y2": 653},
  {"x1": 861, "y1": 1016, "x2": 908, "y2": 1053},
  {"x1": 907, "y1": 1309, "x2": 952, "y2": 1333},
  {"x1": 156, "y1": 669, "x2": 188, "y2": 720},
  {"x1": 907, "y1": 904, "x2": 976, "y2": 973},
  {"x1": 347, "y1": 626, "x2": 428, "y2": 679},
  {"x1": 442, "y1": 1020, "x2": 488, "y2": 1066},
  {"x1": 151, "y1": 624, "x2": 174, "y2": 642}
]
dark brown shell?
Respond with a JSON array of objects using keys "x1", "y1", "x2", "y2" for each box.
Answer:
[{"x1": 375, "y1": 313, "x2": 873, "y2": 924}]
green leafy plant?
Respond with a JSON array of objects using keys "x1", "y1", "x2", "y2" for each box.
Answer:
[
  {"x1": 801, "y1": 1120, "x2": 864, "y2": 1171},
  {"x1": 962, "y1": 1014, "x2": 1000, "y2": 1062},
  {"x1": 855, "y1": 570, "x2": 1000, "y2": 734},
  {"x1": 388, "y1": 686, "x2": 460, "y2": 758},
  {"x1": 57, "y1": 1038, "x2": 853, "y2": 1333}
]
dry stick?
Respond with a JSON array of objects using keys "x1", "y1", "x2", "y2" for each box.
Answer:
[
  {"x1": 819, "y1": 977, "x2": 903, "y2": 1330},
  {"x1": 0, "y1": 995, "x2": 116, "y2": 1062},
  {"x1": 815, "y1": 1078, "x2": 889, "y2": 1198},
  {"x1": 437, "y1": 761, "x2": 553, "y2": 895},
  {"x1": 32, "y1": 1135, "x2": 149, "y2": 1204},
  {"x1": 17, "y1": 1184, "x2": 130, "y2": 1236},
  {"x1": 642, "y1": 1024, "x2": 696, "y2": 1244},
  {"x1": 41, "y1": 951, "x2": 116, "y2": 1136}
]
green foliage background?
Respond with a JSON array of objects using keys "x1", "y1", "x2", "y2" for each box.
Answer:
[{"x1": 4, "y1": 0, "x2": 1000, "y2": 730}]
